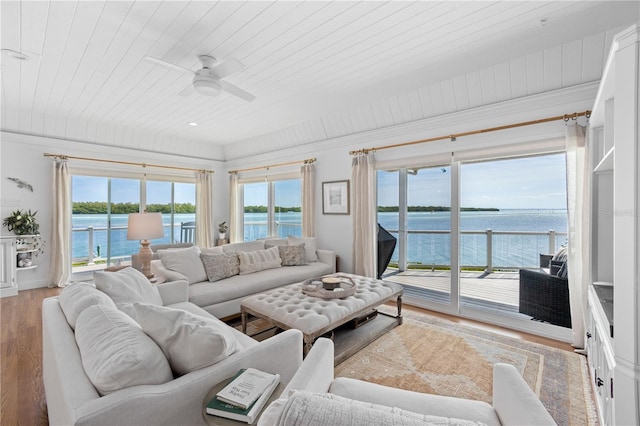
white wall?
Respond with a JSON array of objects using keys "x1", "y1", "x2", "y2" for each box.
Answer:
[{"x1": 0, "y1": 82, "x2": 597, "y2": 289}]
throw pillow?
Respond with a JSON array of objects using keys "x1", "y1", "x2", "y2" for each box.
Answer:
[
  {"x1": 552, "y1": 245, "x2": 568, "y2": 262},
  {"x1": 157, "y1": 245, "x2": 207, "y2": 284},
  {"x1": 201, "y1": 246, "x2": 224, "y2": 255},
  {"x1": 238, "y1": 246, "x2": 282, "y2": 275},
  {"x1": 278, "y1": 243, "x2": 307, "y2": 266},
  {"x1": 131, "y1": 303, "x2": 239, "y2": 375},
  {"x1": 263, "y1": 238, "x2": 289, "y2": 247},
  {"x1": 59, "y1": 282, "x2": 116, "y2": 330},
  {"x1": 557, "y1": 261, "x2": 568, "y2": 279},
  {"x1": 94, "y1": 267, "x2": 163, "y2": 306},
  {"x1": 222, "y1": 240, "x2": 265, "y2": 254},
  {"x1": 287, "y1": 236, "x2": 318, "y2": 262},
  {"x1": 75, "y1": 304, "x2": 173, "y2": 395},
  {"x1": 200, "y1": 252, "x2": 240, "y2": 282}
]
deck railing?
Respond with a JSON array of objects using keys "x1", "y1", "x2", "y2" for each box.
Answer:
[{"x1": 385, "y1": 228, "x2": 567, "y2": 271}]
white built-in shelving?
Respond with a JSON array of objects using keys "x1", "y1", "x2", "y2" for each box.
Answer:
[{"x1": 586, "y1": 24, "x2": 639, "y2": 426}]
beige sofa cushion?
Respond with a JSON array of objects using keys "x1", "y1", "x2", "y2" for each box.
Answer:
[
  {"x1": 157, "y1": 245, "x2": 207, "y2": 284},
  {"x1": 132, "y1": 303, "x2": 239, "y2": 375},
  {"x1": 94, "y1": 267, "x2": 163, "y2": 306},
  {"x1": 75, "y1": 304, "x2": 172, "y2": 396},
  {"x1": 238, "y1": 246, "x2": 282, "y2": 274},
  {"x1": 59, "y1": 282, "x2": 116, "y2": 330}
]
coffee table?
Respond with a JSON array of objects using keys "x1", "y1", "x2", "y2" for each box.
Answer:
[{"x1": 240, "y1": 274, "x2": 402, "y2": 358}]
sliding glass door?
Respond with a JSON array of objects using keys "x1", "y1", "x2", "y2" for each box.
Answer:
[{"x1": 378, "y1": 152, "x2": 568, "y2": 320}]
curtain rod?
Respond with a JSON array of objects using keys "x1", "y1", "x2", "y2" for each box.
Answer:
[
  {"x1": 349, "y1": 110, "x2": 591, "y2": 155},
  {"x1": 43, "y1": 153, "x2": 213, "y2": 173},
  {"x1": 228, "y1": 157, "x2": 316, "y2": 174}
]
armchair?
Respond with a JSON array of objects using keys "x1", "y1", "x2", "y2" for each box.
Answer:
[
  {"x1": 518, "y1": 267, "x2": 571, "y2": 328},
  {"x1": 259, "y1": 338, "x2": 556, "y2": 425}
]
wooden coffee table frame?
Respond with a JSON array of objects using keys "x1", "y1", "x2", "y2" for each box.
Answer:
[{"x1": 241, "y1": 288, "x2": 403, "y2": 357}]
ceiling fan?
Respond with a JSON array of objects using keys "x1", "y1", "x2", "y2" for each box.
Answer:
[{"x1": 144, "y1": 55, "x2": 255, "y2": 102}]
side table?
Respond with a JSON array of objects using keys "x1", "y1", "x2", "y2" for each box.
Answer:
[{"x1": 202, "y1": 373, "x2": 282, "y2": 425}]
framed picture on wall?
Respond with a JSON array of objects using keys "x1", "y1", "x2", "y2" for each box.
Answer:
[{"x1": 322, "y1": 180, "x2": 350, "y2": 215}]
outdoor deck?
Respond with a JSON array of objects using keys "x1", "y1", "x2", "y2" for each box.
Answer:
[{"x1": 382, "y1": 269, "x2": 530, "y2": 317}]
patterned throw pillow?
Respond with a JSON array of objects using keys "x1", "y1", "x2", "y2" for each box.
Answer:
[
  {"x1": 200, "y1": 253, "x2": 240, "y2": 282},
  {"x1": 237, "y1": 246, "x2": 282, "y2": 275},
  {"x1": 278, "y1": 243, "x2": 307, "y2": 266}
]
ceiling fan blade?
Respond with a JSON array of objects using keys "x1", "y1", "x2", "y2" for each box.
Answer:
[
  {"x1": 144, "y1": 56, "x2": 193, "y2": 74},
  {"x1": 210, "y1": 58, "x2": 245, "y2": 79},
  {"x1": 178, "y1": 84, "x2": 195, "y2": 97},
  {"x1": 220, "y1": 80, "x2": 255, "y2": 102}
]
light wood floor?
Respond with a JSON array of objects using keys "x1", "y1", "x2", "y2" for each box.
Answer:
[{"x1": 0, "y1": 287, "x2": 572, "y2": 425}]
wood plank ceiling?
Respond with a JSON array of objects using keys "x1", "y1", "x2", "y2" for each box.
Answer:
[{"x1": 1, "y1": 1, "x2": 638, "y2": 161}]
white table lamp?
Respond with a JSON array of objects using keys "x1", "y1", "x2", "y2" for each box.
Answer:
[{"x1": 127, "y1": 212, "x2": 164, "y2": 278}]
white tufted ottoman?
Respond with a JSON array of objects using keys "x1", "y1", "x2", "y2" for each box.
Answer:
[{"x1": 240, "y1": 273, "x2": 402, "y2": 356}]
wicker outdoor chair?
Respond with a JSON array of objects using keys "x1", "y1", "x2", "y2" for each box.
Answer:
[{"x1": 518, "y1": 267, "x2": 571, "y2": 329}]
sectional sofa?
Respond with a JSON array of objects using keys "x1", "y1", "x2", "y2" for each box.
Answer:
[
  {"x1": 42, "y1": 269, "x2": 305, "y2": 426},
  {"x1": 139, "y1": 237, "x2": 336, "y2": 318}
]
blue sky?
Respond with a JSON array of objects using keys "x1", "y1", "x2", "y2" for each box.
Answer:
[
  {"x1": 72, "y1": 177, "x2": 195, "y2": 204},
  {"x1": 378, "y1": 153, "x2": 567, "y2": 209}
]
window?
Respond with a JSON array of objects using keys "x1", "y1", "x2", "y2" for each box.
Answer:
[
  {"x1": 378, "y1": 151, "x2": 568, "y2": 321},
  {"x1": 71, "y1": 175, "x2": 195, "y2": 269},
  {"x1": 241, "y1": 178, "x2": 301, "y2": 241}
]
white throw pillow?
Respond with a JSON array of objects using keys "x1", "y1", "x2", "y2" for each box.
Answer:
[
  {"x1": 238, "y1": 246, "x2": 282, "y2": 275},
  {"x1": 94, "y1": 267, "x2": 163, "y2": 306},
  {"x1": 132, "y1": 303, "x2": 239, "y2": 375},
  {"x1": 201, "y1": 246, "x2": 224, "y2": 255},
  {"x1": 288, "y1": 236, "x2": 318, "y2": 262},
  {"x1": 75, "y1": 304, "x2": 173, "y2": 395},
  {"x1": 157, "y1": 245, "x2": 207, "y2": 284},
  {"x1": 59, "y1": 282, "x2": 117, "y2": 330},
  {"x1": 222, "y1": 240, "x2": 265, "y2": 254}
]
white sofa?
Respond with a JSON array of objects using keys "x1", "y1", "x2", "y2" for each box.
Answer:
[
  {"x1": 42, "y1": 277, "x2": 305, "y2": 426},
  {"x1": 147, "y1": 238, "x2": 336, "y2": 318},
  {"x1": 259, "y1": 338, "x2": 557, "y2": 426}
]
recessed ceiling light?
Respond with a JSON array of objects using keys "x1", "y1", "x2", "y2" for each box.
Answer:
[
  {"x1": 1, "y1": 48, "x2": 29, "y2": 61},
  {"x1": 188, "y1": 122, "x2": 198, "y2": 126}
]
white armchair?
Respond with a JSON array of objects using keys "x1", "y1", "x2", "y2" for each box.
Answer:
[{"x1": 259, "y1": 338, "x2": 556, "y2": 426}]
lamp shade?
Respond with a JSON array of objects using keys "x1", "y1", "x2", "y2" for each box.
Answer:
[{"x1": 127, "y1": 212, "x2": 164, "y2": 240}]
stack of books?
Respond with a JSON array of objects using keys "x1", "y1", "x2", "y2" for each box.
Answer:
[{"x1": 206, "y1": 368, "x2": 280, "y2": 424}]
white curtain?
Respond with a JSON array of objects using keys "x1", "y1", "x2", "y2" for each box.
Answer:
[
  {"x1": 351, "y1": 152, "x2": 377, "y2": 278},
  {"x1": 50, "y1": 159, "x2": 71, "y2": 287},
  {"x1": 195, "y1": 171, "x2": 214, "y2": 248},
  {"x1": 301, "y1": 162, "x2": 315, "y2": 237},
  {"x1": 229, "y1": 173, "x2": 240, "y2": 243},
  {"x1": 565, "y1": 123, "x2": 590, "y2": 348}
]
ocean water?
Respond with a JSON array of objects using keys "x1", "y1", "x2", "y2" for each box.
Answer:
[
  {"x1": 72, "y1": 209, "x2": 566, "y2": 268},
  {"x1": 71, "y1": 212, "x2": 303, "y2": 261},
  {"x1": 377, "y1": 209, "x2": 567, "y2": 268}
]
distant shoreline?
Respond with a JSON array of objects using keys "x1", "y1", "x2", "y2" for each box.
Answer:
[{"x1": 378, "y1": 206, "x2": 499, "y2": 213}]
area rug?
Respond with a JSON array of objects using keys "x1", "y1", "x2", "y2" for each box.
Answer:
[{"x1": 334, "y1": 309, "x2": 598, "y2": 426}]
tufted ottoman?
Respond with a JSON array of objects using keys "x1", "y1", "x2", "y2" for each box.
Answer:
[{"x1": 240, "y1": 273, "x2": 402, "y2": 356}]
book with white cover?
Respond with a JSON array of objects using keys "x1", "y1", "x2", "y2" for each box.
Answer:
[
  {"x1": 215, "y1": 368, "x2": 278, "y2": 409},
  {"x1": 206, "y1": 370, "x2": 280, "y2": 424}
]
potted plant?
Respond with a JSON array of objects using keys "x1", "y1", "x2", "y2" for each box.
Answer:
[
  {"x1": 218, "y1": 221, "x2": 228, "y2": 240},
  {"x1": 3, "y1": 209, "x2": 46, "y2": 258},
  {"x1": 3, "y1": 209, "x2": 40, "y2": 235}
]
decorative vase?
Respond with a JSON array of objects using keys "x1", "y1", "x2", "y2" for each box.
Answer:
[{"x1": 219, "y1": 232, "x2": 226, "y2": 240}]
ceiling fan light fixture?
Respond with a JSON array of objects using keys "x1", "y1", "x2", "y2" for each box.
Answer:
[{"x1": 193, "y1": 72, "x2": 221, "y2": 96}]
